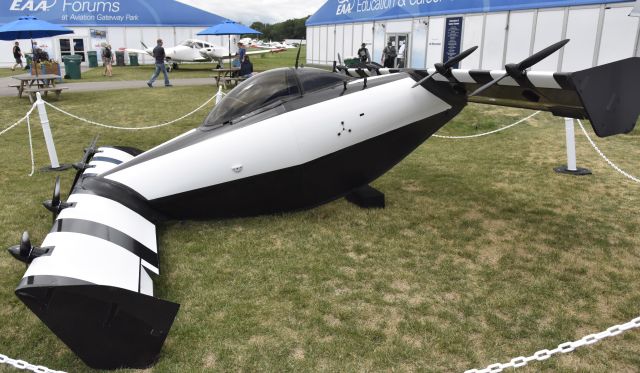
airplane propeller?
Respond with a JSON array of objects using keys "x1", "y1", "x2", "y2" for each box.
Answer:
[
  {"x1": 336, "y1": 53, "x2": 348, "y2": 72},
  {"x1": 71, "y1": 135, "x2": 100, "y2": 192},
  {"x1": 469, "y1": 39, "x2": 569, "y2": 97},
  {"x1": 295, "y1": 43, "x2": 302, "y2": 69},
  {"x1": 43, "y1": 176, "x2": 71, "y2": 223},
  {"x1": 412, "y1": 46, "x2": 478, "y2": 88},
  {"x1": 7, "y1": 231, "x2": 53, "y2": 264}
]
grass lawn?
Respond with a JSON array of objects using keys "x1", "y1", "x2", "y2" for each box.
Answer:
[
  {"x1": 1, "y1": 47, "x2": 307, "y2": 83},
  {"x1": 0, "y1": 81, "x2": 639, "y2": 372}
]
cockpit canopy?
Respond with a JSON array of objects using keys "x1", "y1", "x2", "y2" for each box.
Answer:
[
  {"x1": 180, "y1": 40, "x2": 211, "y2": 49},
  {"x1": 203, "y1": 67, "x2": 350, "y2": 127}
]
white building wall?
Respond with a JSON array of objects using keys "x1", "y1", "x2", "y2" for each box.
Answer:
[
  {"x1": 411, "y1": 19, "x2": 428, "y2": 68},
  {"x1": 562, "y1": 7, "x2": 601, "y2": 72},
  {"x1": 460, "y1": 14, "x2": 484, "y2": 69},
  {"x1": 481, "y1": 12, "x2": 508, "y2": 69},
  {"x1": 307, "y1": 2, "x2": 639, "y2": 72},
  {"x1": 335, "y1": 25, "x2": 344, "y2": 62},
  {"x1": 426, "y1": 17, "x2": 445, "y2": 68},
  {"x1": 344, "y1": 24, "x2": 353, "y2": 59},
  {"x1": 598, "y1": 5, "x2": 639, "y2": 65},
  {"x1": 373, "y1": 22, "x2": 385, "y2": 63},
  {"x1": 505, "y1": 11, "x2": 535, "y2": 64},
  {"x1": 327, "y1": 25, "x2": 336, "y2": 64}
]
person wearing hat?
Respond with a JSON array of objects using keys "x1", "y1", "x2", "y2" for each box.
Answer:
[
  {"x1": 101, "y1": 43, "x2": 114, "y2": 77},
  {"x1": 357, "y1": 42, "x2": 370, "y2": 64},
  {"x1": 381, "y1": 41, "x2": 397, "y2": 68}
]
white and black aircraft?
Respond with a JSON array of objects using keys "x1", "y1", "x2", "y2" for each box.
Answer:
[
  {"x1": 126, "y1": 38, "x2": 278, "y2": 69},
  {"x1": 7, "y1": 41, "x2": 640, "y2": 369}
]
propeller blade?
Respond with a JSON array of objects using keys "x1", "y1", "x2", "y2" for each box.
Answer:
[
  {"x1": 52, "y1": 176, "x2": 60, "y2": 207},
  {"x1": 295, "y1": 44, "x2": 302, "y2": 69},
  {"x1": 468, "y1": 74, "x2": 508, "y2": 97},
  {"x1": 411, "y1": 71, "x2": 438, "y2": 88},
  {"x1": 517, "y1": 39, "x2": 569, "y2": 70},
  {"x1": 19, "y1": 231, "x2": 31, "y2": 258},
  {"x1": 412, "y1": 46, "x2": 479, "y2": 88},
  {"x1": 443, "y1": 45, "x2": 478, "y2": 69}
]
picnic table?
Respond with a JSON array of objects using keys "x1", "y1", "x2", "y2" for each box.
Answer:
[
  {"x1": 11, "y1": 73, "x2": 68, "y2": 103},
  {"x1": 211, "y1": 67, "x2": 240, "y2": 86}
]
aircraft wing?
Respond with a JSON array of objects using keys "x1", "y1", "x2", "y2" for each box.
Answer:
[
  {"x1": 11, "y1": 146, "x2": 179, "y2": 369},
  {"x1": 247, "y1": 48, "x2": 285, "y2": 56},
  {"x1": 414, "y1": 57, "x2": 640, "y2": 137},
  {"x1": 125, "y1": 48, "x2": 152, "y2": 56}
]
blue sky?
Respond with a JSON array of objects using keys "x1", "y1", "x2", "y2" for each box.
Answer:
[{"x1": 178, "y1": 0, "x2": 327, "y2": 25}]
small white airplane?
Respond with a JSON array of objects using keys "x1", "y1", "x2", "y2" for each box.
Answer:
[{"x1": 126, "y1": 38, "x2": 278, "y2": 69}]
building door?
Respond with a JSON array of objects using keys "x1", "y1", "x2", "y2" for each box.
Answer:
[
  {"x1": 59, "y1": 38, "x2": 88, "y2": 63},
  {"x1": 386, "y1": 34, "x2": 409, "y2": 68}
]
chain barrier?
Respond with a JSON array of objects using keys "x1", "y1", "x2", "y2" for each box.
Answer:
[
  {"x1": 0, "y1": 103, "x2": 37, "y2": 137},
  {"x1": 577, "y1": 119, "x2": 640, "y2": 184},
  {"x1": 0, "y1": 353, "x2": 67, "y2": 373},
  {"x1": 433, "y1": 111, "x2": 540, "y2": 139},
  {"x1": 465, "y1": 316, "x2": 640, "y2": 372},
  {"x1": 43, "y1": 92, "x2": 217, "y2": 130}
]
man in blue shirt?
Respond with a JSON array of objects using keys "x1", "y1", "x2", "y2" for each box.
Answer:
[{"x1": 147, "y1": 39, "x2": 171, "y2": 87}]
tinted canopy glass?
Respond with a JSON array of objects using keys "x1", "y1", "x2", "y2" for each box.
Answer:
[{"x1": 203, "y1": 68, "x2": 300, "y2": 127}]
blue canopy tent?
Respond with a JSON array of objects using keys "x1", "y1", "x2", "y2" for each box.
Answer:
[
  {"x1": 0, "y1": 16, "x2": 73, "y2": 77},
  {"x1": 198, "y1": 21, "x2": 261, "y2": 67}
]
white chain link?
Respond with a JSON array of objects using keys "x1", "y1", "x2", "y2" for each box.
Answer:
[
  {"x1": 433, "y1": 111, "x2": 540, "y2": 139},
  {"x1": 465, "y1": 316, "x2": 640, "y2": 372},
  {"x1": 43, "y1": 93, "x2": 217, "y2": 130},
  {"x1": 0, "y1": 353, "x2": 67, "y2": 373},
  {"x1": 0, "y1": 103, "x2": 37, "y2": 137},
  {"x1": 577, "y1": 119, "x2": 640, "y2": 184}
]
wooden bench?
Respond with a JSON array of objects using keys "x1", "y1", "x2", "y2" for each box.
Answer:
[
  {"x1": 218, "y1": 76, "x2": 247, "y2": 87},
  {"x1": 23, "y1": 86, "x2": 69, "y2": 103}
]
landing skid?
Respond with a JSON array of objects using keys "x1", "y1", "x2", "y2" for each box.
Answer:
[{"x1": 346, "y1": 185, "x2": 385, "y2": 209}]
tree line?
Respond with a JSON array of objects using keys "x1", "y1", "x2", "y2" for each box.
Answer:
[{"x1": 249, "y1": 16, "x2": 309, "y2": 42}]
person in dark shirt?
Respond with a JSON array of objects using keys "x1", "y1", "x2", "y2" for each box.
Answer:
[
  {"x1": 147, "y1": 38, "x2": 171, "y2": 87},
  {"x1": 357, "y1": 42, "x2": 370, "y2": 64},
  {"x1": 12, "y1": 42, "x2": 23, "y2": 71}
]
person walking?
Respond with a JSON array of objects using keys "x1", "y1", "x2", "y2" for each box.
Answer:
[
  {"x1": 101, "y1": 44, "x2": 114, "y2": 77},
  {"x1": 11, "y1": 42, "x2": 23, "y2": 71},
  {"x1": 357, "y1": 42, "x2": 370, "y2": 64},
  {"x1": 381, "y1": 41, "x2": 396, "y2": 68},
  {"x1": 147, "y1": 38, "x2": 171, "y2": 88}
]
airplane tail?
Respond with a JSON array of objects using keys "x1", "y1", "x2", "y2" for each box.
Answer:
[
  {"x1": 441, "y1": 58, "x2": 640, "y2": 137},
  {"x1": 407, "y1": 39, "x2": 640, "y2": 138}
]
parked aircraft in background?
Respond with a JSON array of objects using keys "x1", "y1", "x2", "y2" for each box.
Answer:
[{"x1": 126, "y1": 38, "x2": 277, "y2": 69}]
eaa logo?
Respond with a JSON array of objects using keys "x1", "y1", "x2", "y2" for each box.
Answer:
[
  {"x1": 10, "y1": 0, "x2": 57, "y2": 12},
  {"x1": 336, "y1": 0, "x2": 354, "y2": 15}
]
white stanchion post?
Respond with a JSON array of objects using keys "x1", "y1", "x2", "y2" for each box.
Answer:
[
  {"x1": 35, "y1": 92, "x2": 60, "y2": 169},
  {"x1": 215, "y1": 86, "x2": 224, "y2": 105},
  {"x1": 554, "y1": 117, "x2": 591, "y2": 175},
  {"x1": 565, "y1": 117, "x2": 577, "y2": 171}
]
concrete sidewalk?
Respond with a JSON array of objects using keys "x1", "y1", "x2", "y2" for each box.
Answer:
[{"x1": 0, "y1": 75, "x2": 216, "y2": 97}]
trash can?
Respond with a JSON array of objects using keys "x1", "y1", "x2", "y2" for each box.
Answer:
[
  {"x1": 62, "y1": 54, "x2": 82, "y2": 79},
  {"x1": 87, "y1": 50, "x2": 98, "y2": 68},
  {"x1": 115, "y1": 51, "x2": 125, "y2": 66},
  {"x1": 25, "y1": 54, "x2": 32, "y2": 70},
  {"x1": 128, "y1": 52, "x2": 139, "y2": 66}
]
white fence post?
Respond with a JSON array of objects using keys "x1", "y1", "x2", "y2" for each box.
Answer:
[
  {"x1": 35, "y1": 92, "x2": 60, "y2": 169},
  {"x1": 215, "y1": 86, "x2": 224, "y2": 105},
  {"x1": 554, "y1": 117, "x2": 591, "y2": 175}
]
